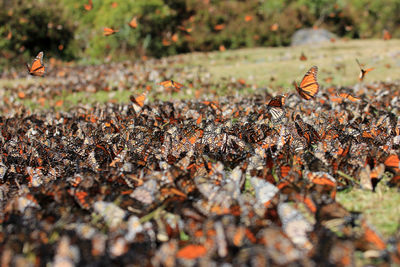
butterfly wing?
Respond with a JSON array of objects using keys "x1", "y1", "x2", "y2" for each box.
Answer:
[{"x1": 297, "y1": 66, "x2": 319, "y2": 100}]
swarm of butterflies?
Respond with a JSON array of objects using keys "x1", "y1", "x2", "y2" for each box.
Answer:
[{"x1": 1, "y1": 50, "x2": 400, "y2": 266}]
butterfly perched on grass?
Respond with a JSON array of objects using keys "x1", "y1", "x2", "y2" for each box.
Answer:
[
  {"x1": 26, "y1": 51, "x2": 45, "y2": 77},
  {"x1": 293, "y1": 66, "x2": 319, "y2": 100}
]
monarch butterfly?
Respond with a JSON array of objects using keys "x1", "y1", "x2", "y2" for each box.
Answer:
[
  {"x1": 356, "y1": 59, "x2": 373, "y2": 81},
  {"x1": 159, "y1": 80, "x2": 184, "y2": 92},
  {"x1": 128, "y1": 16, "x2": 137, "y2": 29},
  {"x1": 293, "y1": 66, "x2": 319, "y2": 100},
  {"x1": 213, "y1": 24, "x2": 225, "y2": 31},
  {"x1": 178, "y1": 25, "x2": 192, "y2": 34},
  {"x1": 267, "y1": 95, "x2": 286, "y2": 122},
  {"x1": 244, "y1": 15, "x2": 253, "y2": 22},
  {"x1": 267, "y1": 95, "x2": 286, "y2": 108},
  {"x1": 26, "y1": 51, "x2": 45, "y2": 77},
  {"x1": 383, "y1": 29, "x2": 392, "y2": 41},
  {"x1": 299, "y1": 52, "x2": 307, "y2": 61},
  {"x1": 103, "y1": 27, "x2": 119, "y2": 36},
  {"x1": 84, "y1": 0, "x2": 92, "y2": 11},
  {"x1": 130, "y1": 90, "x2": 149, "y2": 113},
  {"x1": 337, "y1": 92, "x2": 360, "y2": 102}
]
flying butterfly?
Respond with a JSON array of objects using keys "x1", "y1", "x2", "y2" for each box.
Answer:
[
  {"x1": 103, "y1": 27, "x2": 119, "y2": 36},
  {"x1": 159, "y1": 80, "x2": 184, "y2": 92},
  {"x1": 130, "y1": 87, "x2": 150, "y2": 113},
  {"x1": 177, "y1": 25, "x2": 192, "y2": 34},
  {"x1": 293, "y1": 66, "x2": 319, "y2": 100},
  {"x1": 356, "y1": 59, "x2": 374, "y2": 81},
  {"x1": 128, "y1": 16, "x2": 138, "y2": 29},
  {"x1": 84, "y1": 0, "x2": 92, "y2": 11},
  {"x1": 26, "y1": 51, "x2": 45, "y2": 77}
]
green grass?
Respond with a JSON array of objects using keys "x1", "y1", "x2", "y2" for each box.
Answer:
[
  {"x1": 337, "y1": 182, "x2": 400, "y2": 238},
  {"x1": 173, "y1": 39, "x2": 400, "y2": 91}
]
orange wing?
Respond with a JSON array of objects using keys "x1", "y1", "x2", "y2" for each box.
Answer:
[
  {"x1": 294, "y1": 66, "x2": 319, "y2": 100},
  {"x1": 337, "y1": 92, "x2": 360, "y2": 102},
  {"x1": 103, "y1": 27, "x2": 118, "y2": 36},
  {"x1": 267, "y1": 95, "x2": 286, "y2": 108},
  {"x1": 26, "y1": 51, "x2": 45, "y2": 77},
  {"x1": 128, "y1": 16, "x2": 137, "y2": 28}
]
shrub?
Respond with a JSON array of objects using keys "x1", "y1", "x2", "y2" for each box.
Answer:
[
  {"x1": 0, "y1": 0, "x2": 76, "y2": 68},
  {"x1": 1, "y1": 0, "x2": 399, "y2": 67}
]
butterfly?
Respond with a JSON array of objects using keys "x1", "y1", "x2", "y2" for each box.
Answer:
[
  {"x1": 128, "y1": 16, "x2": 137, "y2": 29},
  {"x1": 26, "y1": 51, "x2": 45, "y2": 77},
  {"x1": 84, "y1": 0, "x2": 92, "y2": 11},
  {"x1": 337, "y1": 92, "x2": 360, "y2": 102},
  {"x1": 213, "y1": 24, "x2": 225, "y2": 31},
  {"x1": 178, "y1": 25, "x2": 192, "y2": 34},
  {"x1": 130, "y1": 90, "x2": 149, "y2": 113},
  {"x1": 293, "y1": 66, "x2": 319, "y2": 100},
  {"x1": 267, "y1": 95, "x2": 286, "y2": 108},
  {"x1": 244, "y1": 15, "x2": 253, "y2": 22},
  {"x1": 103, "y1": 27, "x2": 119, "y2": 36},
  {"x1": 383, "y1": 29, "x2": 391, "y2": 41},
  {"x1": 356, "y1": 59, "x2": 373, "y2": 81},
  {"x1": 267, "y1": 95, "x2": 286, "y2": 123},
  {"x1": 159, "y1": 80, "x2": 184, "y2": 92},
  {"x1": 299, "y1": 52, "x2": 307, "y2": 61}
]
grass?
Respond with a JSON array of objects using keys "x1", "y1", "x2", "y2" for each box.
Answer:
[
  {"x1": 173, "y1": 39, "x2": 399, "y2": 91},
  {"x1": 337, "y1": 185, "x2": 400, "y2": 238}
]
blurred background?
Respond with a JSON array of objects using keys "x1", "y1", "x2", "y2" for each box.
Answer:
[{"x1": 1, "y1": 0, "x2": 399, "y2": 70}]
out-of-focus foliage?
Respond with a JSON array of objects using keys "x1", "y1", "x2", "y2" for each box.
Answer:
[
  {"x1": 0, "y1": 0, "x2": 75, "y2": 69},
  {"x1": 1, "y1": 0, "x2": 399, "y2": 66}
]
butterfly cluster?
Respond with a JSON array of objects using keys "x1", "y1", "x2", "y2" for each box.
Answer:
[{"x1": 0, "y1": 60, "x2": 400, "y2": 265}]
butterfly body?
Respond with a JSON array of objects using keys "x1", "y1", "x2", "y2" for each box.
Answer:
[
  {"x1": 294, "y1": 66, "x2": 319, "y2": 100},
  {"x1": 26, "y1": 51, "x2": 45, "y2": 77}
]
